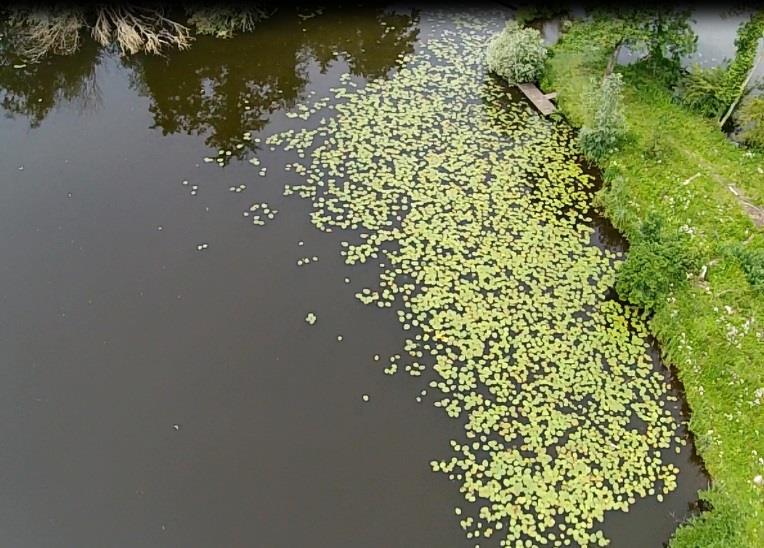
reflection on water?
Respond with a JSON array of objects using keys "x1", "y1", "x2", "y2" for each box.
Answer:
[
  {"x1": 0, "y1": 6, "x2": 708, "y2": 547},
  {"x1": 0, "y1": 7, "x2": 418, "y2": 153},
  {"x1": 3, "y1": 5, "x2": 758, "y2": 133},
  {"x1": 689, "y1": 9, "x2": 751, "y2": 69},
  {"x1": 128, "y1": 8, "x2": 417, "y2": 163},
  {"x1": 0, "y1": 23, "x2": 102, "y2": 127}
]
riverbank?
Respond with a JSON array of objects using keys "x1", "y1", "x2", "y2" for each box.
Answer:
[{"x1": 541, "y1": 18, "x2": 764, "y2": 547}]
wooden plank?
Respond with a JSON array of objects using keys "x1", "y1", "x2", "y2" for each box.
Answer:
[
  {"x1": 517, "y1": 83, "x2": 556, "y2": 116},
  {"x1": 543, "y1": 92, "x2": 558, "y2": 101}
]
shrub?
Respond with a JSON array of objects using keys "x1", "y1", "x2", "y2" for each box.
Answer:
[
  {"x1": 577, "y1": 73, "x2": 627, "y2": 162},
  {"x1": 734, "y1": 94, "x2": 764, "y2": 150},
  {"x1": 731, "y1": 245, "x2": 764, "y2": 292},
  {"x1": 615, "y1": 213, "x2": 697, "y2": 311},
  {"x1": 678, "y1": 65, "x2": 728, "y2": 117},
  {"x1": 486, "y1": 20, "x2": 547, "y2": 84}
]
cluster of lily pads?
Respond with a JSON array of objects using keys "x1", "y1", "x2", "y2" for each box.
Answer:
[
  {"x1": 267, "y1": 10, "x2": 683, "y2": 547},
  {"x1": 285, "y1": 94, "x2": 332, "y2": 121},
  {"x1": 245, "y1": 201, "x2": 277, "y2": 227}
]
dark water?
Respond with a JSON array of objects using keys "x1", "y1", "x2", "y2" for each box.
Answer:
[{"x1": 0, "y1": 7, "x2": 705, "y2": 547}]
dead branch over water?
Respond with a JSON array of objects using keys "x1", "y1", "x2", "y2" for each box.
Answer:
[
  {"x1": 4, "y1": 5, "x2": 196, "y2": 60},
  {"x1": 91, "y1": 6, "x2": 191, "y2": 55},
  {"x1": 6, "y1": 8, "x2": 86, "y2": 61}
]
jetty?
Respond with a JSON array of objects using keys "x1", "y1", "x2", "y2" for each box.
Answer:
[{"x1": 517, "y1": 83, "x2": 557, "y2": 116}]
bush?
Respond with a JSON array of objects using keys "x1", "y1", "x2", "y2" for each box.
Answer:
[
  {"x1": 734, "y1": 95, "x2": 764, "y2": 150},
  {"x1": 675, "y1": 13, "x2": 764, "y2": 122},
  {"x1": 731, "y1": 245, "x2": 764, "y2": 292},
  {"x1": 577, "y1": 73, "x2": 627, "y2": 162},
  {"x1": 486, "y1": 20, "x2": 547, "y2": 84},
  {"x1": 615, "y1": 213, "x2": 696, "y2": 311},
  {"x1": 677, "y1": 65, "x2": 728, "y2": 117}
]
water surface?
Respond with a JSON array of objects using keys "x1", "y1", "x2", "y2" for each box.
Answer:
[{"x1": 0, "y1": 7, "x2": 705, "y2": 547}]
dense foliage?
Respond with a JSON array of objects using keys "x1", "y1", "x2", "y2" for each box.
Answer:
[
  {"x1": 486, "y1": 20, "x2": 546, "y2": 84},
  {"x1": 732, "y1": 245, "x2": 764, "y2": 292},
  {"x1": 578, "y1": 73, "x2": 627, "y2": 162},
  {"x1": 675, "y1": 65, "x2": 728, "y2": 117},
  {"x1": 679, "y1": 12, "x2": 764, "y2": 123},
  {"x1": 734, "y1": 94, "x2": 764, "y2": 150},
  {"x1": 614, "y1": 8, "x2": 697, "y2": 64},
  {"x1": 718, "y1": 12, "x2": 764, "y2": 112},
  {"x1": 615, "y1": 214, "x2": 696, "y2": 311},
  {"x1": 590, "y1": 8, "x2": 697, "y2": 62}
]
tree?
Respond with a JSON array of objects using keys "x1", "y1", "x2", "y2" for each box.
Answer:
[
  {"x1": 718, "y1": 11, "x2": 764, "y2": 127},
  {"x1": 578, "y1": 73, "x2": 627, "y2": 162},
  {"x1": 593, "y1": 8, "x2": 696, "y2": 81}
]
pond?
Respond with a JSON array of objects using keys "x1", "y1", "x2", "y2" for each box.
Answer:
[{"x1": 0, "y1": 6, "x2": 706, "y2": 547}]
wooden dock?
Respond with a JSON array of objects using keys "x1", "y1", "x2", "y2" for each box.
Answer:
[{"x1": 517, "y1": 83, "x2": 557, "y2": 116}]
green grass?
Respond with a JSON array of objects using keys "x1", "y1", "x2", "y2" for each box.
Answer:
[{"x1": 542, "y1": 18, "x2": 764, "y2": 548}]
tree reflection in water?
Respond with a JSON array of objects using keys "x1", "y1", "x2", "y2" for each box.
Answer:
[
  {"x1": 0, "y1": 7, "x2": 419, "y2": 161},
  {"x1": 126, "y1": 6, "x2": 418, "y2": 163},
  {"x1": 0, "y1": 22, "x2": 102, "y2": 127}
]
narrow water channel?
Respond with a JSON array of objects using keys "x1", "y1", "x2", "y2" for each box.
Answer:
[{"x1": 0, "y1": 6, "x2": 706, "y2": 547}]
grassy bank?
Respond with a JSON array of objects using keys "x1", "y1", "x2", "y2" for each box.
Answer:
[{"x1": 541, "y1": 18, "x2": 764, "y2": 548}]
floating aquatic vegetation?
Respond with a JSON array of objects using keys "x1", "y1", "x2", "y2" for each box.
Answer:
[
  {"x1": 305, "y1": 312, "x2": 317, "y2": 325},
  {"x1": 247, "y1": 202, "x2": 277, "y2": 227},
  {"x1": 267, "y1": 9, "x2": 682, "y2": 546},
  {"x1": 296, "y1": 256, "x2": 318, "y2": 267},
  {"x1": 285, "y1": 96, "x2": 333, "y2": 121}
]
